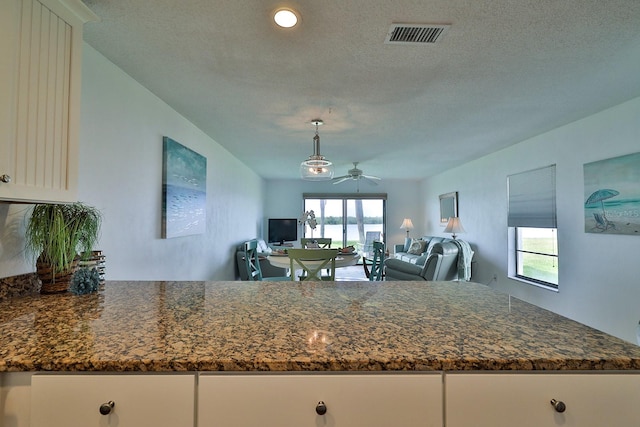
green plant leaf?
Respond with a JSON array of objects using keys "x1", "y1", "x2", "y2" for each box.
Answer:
[{"x1": 25, "y1": 202, "x2": 102, "y2": 277}]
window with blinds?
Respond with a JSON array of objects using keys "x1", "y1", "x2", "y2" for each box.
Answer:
[{"x1": 507, "y1": 165, "x2": 558, "y2": 289}]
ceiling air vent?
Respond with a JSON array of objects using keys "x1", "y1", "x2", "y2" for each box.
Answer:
[{"x1": 384, "y1": 23, "x2": 450, "y2": 45}]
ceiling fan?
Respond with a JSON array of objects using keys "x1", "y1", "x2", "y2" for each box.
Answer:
[{"x1": 333, "y1": 162, "x2": 381, "y2": 190}]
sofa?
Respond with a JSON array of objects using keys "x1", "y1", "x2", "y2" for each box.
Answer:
[
  {"x1": 236, "y1": 239, "x2": 287, "y2": 280},
  {"x1": 393, "y1": 236, "x2": 449, "y2": 265},
  {"x1": 384, "y1": 236, "x2": 473, "y2": 281}
]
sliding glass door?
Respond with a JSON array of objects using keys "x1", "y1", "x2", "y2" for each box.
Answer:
[{"x1": 303, "y1": 194, "x2": 386, "y2": 256}]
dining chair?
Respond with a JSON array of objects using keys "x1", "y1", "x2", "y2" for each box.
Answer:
[
  {"x1": 368, "y1": 241, "x2": 385, "y2": 281},
  {"x1": 244, "y1": 240, "x2": 289, "y2": 281},
  {"x1": 287, "y1": 248, "x2": 338, "y2": 281},
  {"x1": 300, "y1": 238, "x2": 333, "y2": 277},
  {"x1": 301, "y1": 238, "x2": 332, "y2": 248},
  {"x1": 358, "y1": 231, "x2": 381, "y2": 258}
]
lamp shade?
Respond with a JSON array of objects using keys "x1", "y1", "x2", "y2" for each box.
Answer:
[
  {"x1": 400, "y1": 218, "x2": 414, "y2": 237},
  {"x1": 400, "y1": 218, "x2": 414, "y2": 230},
  {"x1": 444, "y1": 217, "x2": 465, "y2": 239},
  {"x1": 300, "y1": 158, "x2": 334, "y2": 180}
]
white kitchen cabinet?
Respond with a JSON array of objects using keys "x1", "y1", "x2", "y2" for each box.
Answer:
[
  {"x1": 445, "y1": 372, "x2": 640, "y2": 427},
  {"x1": 0, "y1": 372, "x2": 33, "y2": 427},
  {"x1": 0, "y1": 0, "x2": 97, "y2": 203},
  {"x1": 198, "y1": 373, "x2": 443, "y2": 427},
  {"x1": 30, "y1": 374, "x2": 195, "y2": 427}
]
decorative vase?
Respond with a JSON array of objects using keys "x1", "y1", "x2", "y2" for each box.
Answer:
[{"x1": 78, "y1": 250, "x2": 106, "y2": 283}]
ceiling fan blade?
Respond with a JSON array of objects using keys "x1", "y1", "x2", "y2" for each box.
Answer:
[
  {"x1": 364, "y1": 177, "x2": 379, "y2": 185},
  {"x1": 335, "y1": 162, "x2": 380, "y2": 186},
  {"x1": 333, "y1": 177, "x2": 351, "y2": 184},
  {"x1": 362, "y1": 174, "x2": 381, "y2": 180}
]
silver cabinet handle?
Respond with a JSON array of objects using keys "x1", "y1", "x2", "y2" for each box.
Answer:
[
  {"x1": 550, "y1": 398, "x2": 566, "y2": 413},
  {"x1": 99, "y1": 401, "x2": 115, "y2": 415},
  {"x1": 315, "y1": 401, "x2": 327, "y2": 415},
  {"x1": 0, "y1": 174, "x2": 11, "y2": 183}
]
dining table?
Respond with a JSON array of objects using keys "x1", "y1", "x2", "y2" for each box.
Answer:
[{"x1": 266, "y1": 251, "x2": 361, "y2": 280}]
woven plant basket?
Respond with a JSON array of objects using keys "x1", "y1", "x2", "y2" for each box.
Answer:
[{"x1": 36, "y1": 258, "x2": 79, "y2": 294}]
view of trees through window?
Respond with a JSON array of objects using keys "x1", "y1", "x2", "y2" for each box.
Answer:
[
  {"x1": 303, "y1": 197, "x2": 385, "y2": 251},
  {"x1": 515, "y1": 227, "x2": 558, "y2": 288}
]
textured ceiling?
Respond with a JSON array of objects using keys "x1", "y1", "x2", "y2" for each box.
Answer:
[{"x1": 82, "y1": 0, "x2": 640, "y2": 180}]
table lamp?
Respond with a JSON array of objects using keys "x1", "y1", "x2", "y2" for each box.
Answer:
[
  {"x1": 444, "y1": 217, "x2": 466, "y2": 239},
  {"x1": 400, "y1": 218, "x2": 414, "y2": 238}
]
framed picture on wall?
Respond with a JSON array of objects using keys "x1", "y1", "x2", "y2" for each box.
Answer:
[
  {"x1": 162, "y1": 136, "x2": 207, "y2": 238},
  {"x1": 584, "y1": 151, "x2": 640, "y2": 235},
  {"x1": 439, "y1": 191, "x2": 458, "y2": 224}
]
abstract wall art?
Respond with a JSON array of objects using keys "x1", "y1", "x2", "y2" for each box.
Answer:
[
  {"x1": 584, "y1": 152, "x2": 640, "y2": 235},
  {"x1": 162, "y1": 137, "x2": 207, "y2": 238}
]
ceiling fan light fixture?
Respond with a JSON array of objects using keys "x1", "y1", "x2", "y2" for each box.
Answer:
[
  {"x1": 300, "y1": 120, "x2": 334, "y2": 181},
  {"x1": 274, "y1": 8, "x2": 299, "y2": 28}
]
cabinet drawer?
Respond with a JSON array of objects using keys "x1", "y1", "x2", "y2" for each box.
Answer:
[
  {"x1": 199, "y1": 373, "x2": 443, "y2": 427},
  {"x1": 445, "y1": 373, "x2": 640, "y2": 427},
  {"x1": 31, "y1": 374, "x2": 195, "y2": 427}
]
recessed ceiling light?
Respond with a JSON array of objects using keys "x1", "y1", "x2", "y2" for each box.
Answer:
[{"x1": 274, "y1": 8, "x2": 298, "y2": 28}]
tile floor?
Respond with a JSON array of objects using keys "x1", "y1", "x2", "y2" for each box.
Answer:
[{"x1": 334, "y1": 264, "x2": 369, "y2": 281}]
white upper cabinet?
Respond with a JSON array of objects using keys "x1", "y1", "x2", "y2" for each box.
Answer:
[{"x1": 0, "y1": 0, "x2": 98, "y2": 203}]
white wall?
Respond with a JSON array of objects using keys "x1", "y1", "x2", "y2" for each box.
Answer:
[
  {"x1": 2, "y1": 43, "x2": 638, "y2": 344},
  {"x1": 0, "y1": 44, "x2": 265, "y2": 280},
  {"x1": 421, "y1": 96, "x2": 640, "y2": 343},
  {"x1": 78, "y1": 44, "x2": 266, "y2": 280},
  {"x1": 264, "y1": 179, "x2": 422, "y2": 247},
  {"x1": 0, "y1": 204, "x2": 31, "y2": 278}
]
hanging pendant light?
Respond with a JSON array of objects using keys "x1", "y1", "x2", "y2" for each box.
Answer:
[{"x1": 300, "y1": 119, "x2": 334, "y2": 181}]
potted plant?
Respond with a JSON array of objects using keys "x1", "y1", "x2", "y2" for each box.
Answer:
[{"x1": 25, "y1": 202, "x2": 102, "y2": 293}]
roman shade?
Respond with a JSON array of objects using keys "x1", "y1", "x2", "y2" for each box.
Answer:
[{"x1": 507, "y1": 165, "x2": 557, "y2": 228}]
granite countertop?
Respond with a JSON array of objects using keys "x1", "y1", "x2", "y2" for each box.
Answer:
[{"x1": 1, "y1": 280, "x2": 639, "y2": 372}]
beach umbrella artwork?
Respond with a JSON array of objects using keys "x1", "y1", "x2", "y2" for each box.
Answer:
[{"x1": 585, "y1": 189, "x2": 619, "y2": 219}]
